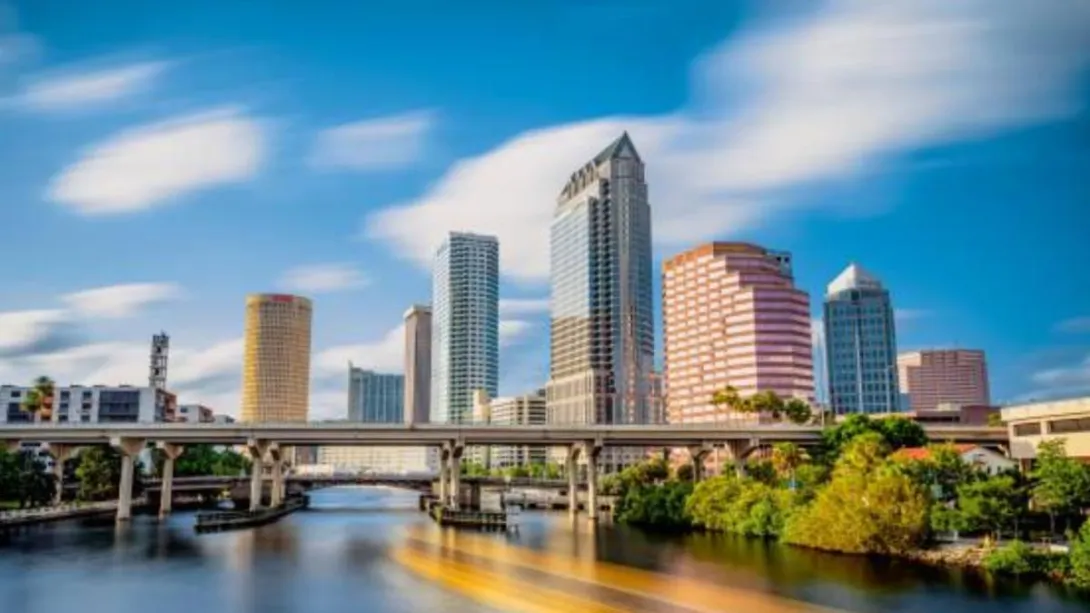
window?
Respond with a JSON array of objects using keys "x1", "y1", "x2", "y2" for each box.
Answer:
[
  {"x1": 1013, "y1": 422, "x2": 1042, "y2": 437},
  {"x1": 1048, "y1": 418, "x2": 1090, "y2": 435}
]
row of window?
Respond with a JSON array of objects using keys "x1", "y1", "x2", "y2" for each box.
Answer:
[{"x1": 1013, "y1": 417, "x2": 1090, "y2": 437}]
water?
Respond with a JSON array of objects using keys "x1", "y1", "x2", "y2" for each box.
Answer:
[{"x1": 0, "y1": 487, "x2": 1085, "y2": 613}]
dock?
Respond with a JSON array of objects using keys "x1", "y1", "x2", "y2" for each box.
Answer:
[
  {"x1": 428, "y1": 503, "x2": 515, "y2": 532},
  {"x1": 195, "y1": 495, "x2": 309, "y2": 533},
  {"x1": 0, "y1": 501, "x2": 126, "y2": 530}
]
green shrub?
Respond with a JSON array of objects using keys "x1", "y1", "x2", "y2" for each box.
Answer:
[{"x1": 984, "y1": 541, "x2": 1036, "y2": 575}]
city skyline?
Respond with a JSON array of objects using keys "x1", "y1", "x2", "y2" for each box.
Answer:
[{"x1": 1, "y1": 2, "x2": 1088, "y2": 419}]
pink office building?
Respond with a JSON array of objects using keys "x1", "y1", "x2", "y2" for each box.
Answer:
[
  {"x1": 897, "y1": 349, "x2": 991, "y2": 412},
  {"x1": 663, "y1": 243, "x2": 814, "y2": 424}
]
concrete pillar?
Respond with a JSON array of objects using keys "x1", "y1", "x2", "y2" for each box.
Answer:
[
  {"x1": 585, "y1": 442, "x2": 602, "y2": 521},
  {"x1": 438, "y1": 446, "x2": 450, "y2": 505},
  {"x1": 268, "y1": 445, "x2": 283, "y2": 507},
  {"x1": 111, "y1": 437, "x2": 146, "y2": 522},
  {"x1": 566, "y1": 445, "x2": 580, "y2": 515},
  {"x1": 247, "y1": 439, "x2": 269, "y2": 512},
  {"x1": 156, "y1": 442, "x2": 184, "y2": 517},
  {"x1": 449, "y1": 444, "x2": 464, "y2": 510},
  {"x1": 48, "y1": 444, "x2": 78, "y2": 506},
  {"x1": 688, "y1": 444, "x2": 713, "y2": 483},
  {"x1": 724, "y1": 439, "x2": 752, "y2": 477}
]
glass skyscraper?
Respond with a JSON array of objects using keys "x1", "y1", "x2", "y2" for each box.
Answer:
[
  {"x1": 347, "y1": 366, "x2": 404, "y2": 423},
  {"x1": 430, "y1": 232, "x2": 499, "y2": 424},
  {"x1": 546, "y1": 133, "x2": 656, "y2": 436},
  {"x1": 823, "y1": 263, "x2": 900, "y2": 414}
]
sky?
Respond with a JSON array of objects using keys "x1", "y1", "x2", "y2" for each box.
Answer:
[{"x1": 0, "y1": 0, "x2": 1088, "y2": 420}]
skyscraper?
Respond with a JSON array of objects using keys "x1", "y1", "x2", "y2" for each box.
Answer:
[
  {"x1": 348, "y1": 366, "x2": 404, "y2": 423},
  {"x1": 898, "y1": 349, "x2": 991, "y2": 412},
  {"x1": 430, "y1": 232, "x2": 499, "y2": 424},
  {"x1": 662, "y1": 243, "x2": 813, "y2": 423},
  {"x1": 823, "y1": 263, "x2": 900, "y2": 414},
  {"x1": 241, "y1": 293, "x2": 313, "y2": 422},
  {"x1": 546, "y1": 133, "x2": 655, "y2": 432},
  {"x1": 403, "y1": 304, "x2": 432, "y2": 425}
]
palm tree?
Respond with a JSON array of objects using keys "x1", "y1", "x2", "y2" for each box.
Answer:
[
  {"x1": 771, "y1": 442, "x2": 809, "y2": 488},
  {"x1": 711, "y1": 385, "x2": 743, "y2": 422},
  {"x1": 748, "y1": 390, "x2": 785, "y2": 420},
  {"x1": 21, "y1": 376, "x2": 55, "y2": 422}
]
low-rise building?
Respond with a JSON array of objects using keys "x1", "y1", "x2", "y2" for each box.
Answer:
[
  {"x1": 1003, "y1": 396, "x2": 1090, "y2": 466},
  {"x1": 489, "y1": 389, "x2": 548, "y2": 468},
  {"x1": 176, "y1": 404, "x2": 215, "y2": 423},
  {"x1": 866, "y1": 403, "x2": 1000, "y2": 426},
  {"x1": 316, "y1": 446, "x2": 437, "y2": 475},
  {"x1": 0, "y1": 384, "x2": 175, "y2": 424},
  {"x1": 893, "y1": 444, "x2": 1016, "y2": 475}
]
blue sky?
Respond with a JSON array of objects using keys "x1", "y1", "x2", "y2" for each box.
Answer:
[{"x1": 0, "y1": 0, "x2": 1088, "y2": 419}]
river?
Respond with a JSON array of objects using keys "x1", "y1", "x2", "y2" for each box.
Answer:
[{"x1": 0, "y1": 487, "x2": 1085, "y2": 613}]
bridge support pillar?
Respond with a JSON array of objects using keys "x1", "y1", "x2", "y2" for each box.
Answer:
[
  {"x1": 247, "y1": 439, "x2": 270, "y2": 511},
  {"x1": 437, "y1": 445, "x2": 450, "y2": 505},
  {"x1": 156, "y1": 442, "x2": 185, "y2": 517},
  {"x1": 566, "y1": 445, "x2": 582, "y2": 515},
  {"x1": 111, "y1": 437, "x2": 146, "y2": 522},
  {"x1": 47, "y1": 444, "x2": 78, "y2": 505},
  {"x1": 268, "y1": 445, "x2": 283, "y2": 507},
  {"x1": 688, "y1": 444, "x2": 713, "y2": 483},
  {"x1": 448, "y1": 442, "x2": 464, "y2": 510},
  {"x1": 584, "y1": 440, "x2": 602, "y2": 521},
  {"x1": 723, "y1": 439, "x2": 753, "y2": 477}
]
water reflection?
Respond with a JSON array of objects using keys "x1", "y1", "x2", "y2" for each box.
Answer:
[{"x1": 0, "y1": 486, "x2": 1085, "y2": 613}]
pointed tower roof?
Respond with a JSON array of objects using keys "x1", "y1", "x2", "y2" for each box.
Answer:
[
  {"x1": 826, "y1": 262, "x2": 883, "y2": 296},
  {"x1": 593, "y1": 131, "x2": 641, "y2": 165}
]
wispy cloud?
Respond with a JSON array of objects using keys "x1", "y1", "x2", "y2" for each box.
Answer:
[
  {"x1": 277, "y1": 263, "x2": 368, "y2": 295},
  {"x1": 47, "y1": 107, "x2": 267, "y2": 215},
  {"x1": 1055, "y1": 316, "x2": 1090, "y2": 334},
  {"x1": 367, "y1": 0, "x2": 1090, "y2": 282},
  {"x1": 61, "y1": 282, "x2": 182, "y2": 319},
  {"x1": 500, "y1": 320, "x2": 533, "y2": 348},
  {"x1": 499, "y1": 298, "x2": 549, "y2": 316},
  {"x1": 895, "y1": 308, "x2": 932, "y2": 324},
  {"x1": 314, "y1": 324, "x2": 404, "y2": 377},
  {"x1": 309, "y1": 110, "x2": 434, "y2": 172},
  {"x1": 19, "y1": 60, "x2": 167, "y2": 111}
]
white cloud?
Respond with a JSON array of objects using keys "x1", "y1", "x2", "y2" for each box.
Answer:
[
  {"x1": 367, "y1": 0, "x2": 1090, "y2": 282},
  {"x1": 1055, "y1": 317, "x2": 1090, "y2": 334},
  {"x1": 19, "y1": 61, "x2": 167, "y2": 111},
  {"x1": 277, "y1": 263, "x2": 368, "y2": 294},
  {"x1": 1032, "y1": 354, "x2": 1090, "y2": 389},
  {"x1": 894, "y1": 308, "x2": 932, "y2": 324},
  {"x1": 314, "y1": 325, "x2": 404, "y2": 377},
  {"x1": 47, "y1": 107, "x2": 267, "y2": 215},
  {"x1": 0, "y1": 309, "x2": 75, "y2": 357},
  {"x1": 309, "y1": 110, "x2": 434, "y2": 171},
  {"x1": 61, "y1": 282, "x2": 182, "y2": 320},
  {"x1": 500, "y1": 319, "x2": 533, "y2": 348},
  {"x1": 499, "y1": 298, "x2": 550, "y2": 316}
]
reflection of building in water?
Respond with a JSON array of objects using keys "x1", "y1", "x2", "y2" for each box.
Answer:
[{"x1": 316, "y1": 446, "x2": 437, "y2": 474}]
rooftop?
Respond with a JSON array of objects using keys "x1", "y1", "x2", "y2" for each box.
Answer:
[{"x1": 826, "y1": 263, "x2": 884, "y2": 296}]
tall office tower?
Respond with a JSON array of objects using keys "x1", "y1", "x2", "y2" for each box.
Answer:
[
  {"x1": 898, "y1": 349, "x2": 991, "y2": 412},
  {"x1": 546, "y1": 133, "x2": 655, "y2": 430},
  {"x1": 403, "y1": 305, "x2": 432, "y2": 425},
  {"x1": 430, "y1": 232, "x2": 499, "y2": 424},
  {"x1": 347, "y1": 366, "x2": 404, "y2": 423},
  {"x1": 823, "y1": 263, "x2": 901, "y2": 414},
  {"x1": 662, "y1": 243, "x2": 813, "y2": 424},
  {"x1": 241, "y1": 294, "x2": 313, "y2": 423}
]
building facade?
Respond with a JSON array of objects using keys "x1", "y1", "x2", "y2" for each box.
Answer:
[
  {"x1": 348, "y1": 367, "x2": 404, "y2": 423},
  {"x1": 1003, "y1": 396, "x2": 1090, "y2": 465},
  {"x1": 403, "y1": 304, "x2": 432, "y2": 425},
  {"x1": 489, "y1": 390, "x2": 549, "y2": 468},
  {"x1": 546, "y1": 133, "x2": 656, "y2": 431},
  {"x1": 823, "y1": 263, "x2": 901, "y2": 414},
  {"x1": 176, "y1": 404, "x2": 214, "y2": 423},
  {"x1": 0, "y1": 385, "x2": 175, "y2": 424},
  {"x1": 241, "y1": 293, "x2": 313, "y2": 422},
  {"x1": 897, "y1": 349, "x2": 990, "y2": 412},
  {"x1": 316, "y1": 446, "x2": 437, "y2": 475},
  {"x1": 430, "y1": 232, "x2": 499, "y2": 424},
  {"x1": 662, "y1": 243, "x2": 813, "y2": 424}
]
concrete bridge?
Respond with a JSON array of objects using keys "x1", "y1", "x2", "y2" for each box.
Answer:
[{"x1": 0, "y1": 422, "x2": 1008, "y2": 523}]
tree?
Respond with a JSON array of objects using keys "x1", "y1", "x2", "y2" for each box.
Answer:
[
  {"x1": 1068, "y1": 521, "x2": 1090, "y2": 588},
  {"x1": 675, "y1": 463, "x2": 694, "y2": 482},
  {"x1": 20, "y1": 376, "x2": 55, "y2": 422},
  {"x1": 615, "y1": 481, "x2": 693, "y2": 530},
  {"x1": 821, "y1": 415, "x2": 928, "y2": 462},
  {"x1": 1031, "y1": 440, "x2": 1090, "y2": 535},
  {"x1": 771, "y1": 443, "x2": 809, "y2": 486},
  {"x1": 748, "y1": 390, "x2": 785, "y2": 420},
  {"x1": 711, "y1": 385, "x2": 743, "y2": 417},
  {"x1": 987, "y1": 412, "x2": 1004, "y2": 427},
  {"x1": 783, "y1": 398, "x2": 813, "y2": 425},
  {"x1": 75, "y1": 447, "x2": 123, "y2": 501},
  {"x1": 875, "y1": 417, "x2": 928, "y2": 450},
  {"x1": 957, "y1": 475, "x2": 1022, "y2": 541}
]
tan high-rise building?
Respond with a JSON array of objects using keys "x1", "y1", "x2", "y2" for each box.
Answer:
[
  {"x1": 403, "y1": 304, "x2": 432, "y2": 425},
  {"x1": 897, "y1": 349, "x2": 990, "y2": 412},
  {"x1": 241, "y1": 293, "x2": 313, "y2": 423}
]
